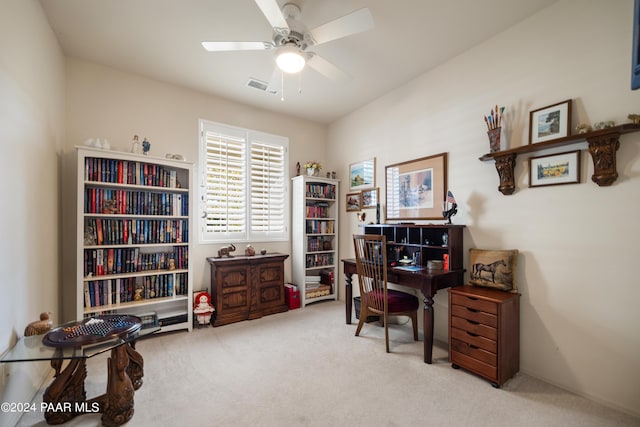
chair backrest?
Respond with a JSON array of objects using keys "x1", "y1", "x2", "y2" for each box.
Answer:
[{"x1": 353, "y1": 234, "x2": 388, "y2": 313}]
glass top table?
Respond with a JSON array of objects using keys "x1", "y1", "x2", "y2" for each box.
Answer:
[
  {"x1": 0, "y1": 325, "x2": 159, "y2": 363},
  {"x1": 1, "y1": 316, "x2": 159, "y2": 426}
]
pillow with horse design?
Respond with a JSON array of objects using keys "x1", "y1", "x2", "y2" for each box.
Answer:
[{"x1": 468, "y1": 249, "x2": 518, "y2": 292}]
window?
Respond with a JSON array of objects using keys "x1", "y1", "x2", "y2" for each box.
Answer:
[{"x1": 199, "y1": 120, "x2": 289, "y2": 243}]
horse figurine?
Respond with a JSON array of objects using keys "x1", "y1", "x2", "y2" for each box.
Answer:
[{"x1": 472, "y1": 259, "x2": 506, "y2": 282}]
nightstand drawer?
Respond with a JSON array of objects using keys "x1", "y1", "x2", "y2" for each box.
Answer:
[
  {"x1": 451, "y1": 304, "x2": 497, "y2": 327},
  {"x1": 451, "y1": 327, "x2": 497, "y2": 353},
  {"x1": 451, "y1": 293, "x2": 497, "y2": 314},
  {"x1": 451, "y1": 338, "x2": 496, "y2": 366},
  {"x1": 451, "y1": 315, "x2": 497, "y2": 340}
]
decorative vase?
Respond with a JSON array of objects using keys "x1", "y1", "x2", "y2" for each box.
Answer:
[
  {"x1": 306, "y1": 168, "x2": 316, "y2": 176},
  {"x1": 487, "y1": 127, "x2": 501, "y2": 152}
]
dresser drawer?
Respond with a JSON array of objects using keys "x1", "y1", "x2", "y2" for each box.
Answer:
[
  {"x1": 450, "y1": 327, "x2": 497, "y2": 353},
  {"x1": 451, "y1": 305, "x2": 497, "y2": 327},
  {"x1": 451, "y1": 293, "x2": 497, "y2": 314},
  {"x1": 451, "y1": 338, "x2": 496, "y2": 366},
  {"x1": 451, "y1": 315, "x2": 497, "y2": 340}
]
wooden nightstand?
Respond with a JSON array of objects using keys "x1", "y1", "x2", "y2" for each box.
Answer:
[{"x1": 448, "y1": 285, "x2": 520, "y2": 387}]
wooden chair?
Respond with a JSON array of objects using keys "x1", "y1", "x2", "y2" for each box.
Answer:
[{"x1": 353, "y1": 234, "x2": 419, "y2": 352}]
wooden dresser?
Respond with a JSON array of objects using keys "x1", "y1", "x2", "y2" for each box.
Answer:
[
  {"x1": 207, "y1": 253, "x2": 289, "y2": 327},
  {"x1": 448, "y1": 285, "x2": 520, "y2": 387}
]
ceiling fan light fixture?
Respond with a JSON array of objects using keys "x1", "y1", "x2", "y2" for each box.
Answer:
[{"x1": 275, "y1": 45, "x2": 306, "y2": 73}]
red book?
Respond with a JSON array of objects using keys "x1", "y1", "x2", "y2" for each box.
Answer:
[
  {"x1": 123, "y1": 219, "x2": 129, "y2": 245},
  {"x1": 117, "y1": 161, "x2": 123, "y2": 184},
  {"x1": 96, "y1": 219, "x2": 104, "y2": 245}
]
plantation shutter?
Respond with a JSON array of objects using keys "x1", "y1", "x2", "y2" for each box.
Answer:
[
  {"x1": 250, "y1": 136, "x2": 286, "y2": 238},
  {"x1": 200, "y1": 120, "x2": 289, "y2": 243},
  {"x1": 202, "y1": 126, "x2": 247, "y2": 240}
]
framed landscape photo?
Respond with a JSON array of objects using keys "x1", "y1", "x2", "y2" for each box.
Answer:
[
  {"x1": 529, "y1": 150, "x2": 581, "y2": 188},
  {"x1": 529, "y1": 99, "x2": 572, "y2": 144},
  {"x1": 361, "y1": 188, "x2": 379, "y2": 209},
  {"x1": 385, "y1": 152, "x2": 447, "y2": 220},
  {"x1": 349, "y1": 158, "x2": 375, "y2": 191},
  {"x1": 346, "y1": 192, "x2": 362, "y2": 212}
]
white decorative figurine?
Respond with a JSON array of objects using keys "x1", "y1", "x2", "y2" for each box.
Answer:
[{"x1": 131, "y1": 134, "x2": 141, "y2": 154}]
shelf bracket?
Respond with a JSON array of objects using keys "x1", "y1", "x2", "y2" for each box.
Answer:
[
  {"x1": 586, "y1": 132, "x2": 620, "y2": 186},
  {"x1": 494, "y1": 153, "x2": 517, "y2": 195}
]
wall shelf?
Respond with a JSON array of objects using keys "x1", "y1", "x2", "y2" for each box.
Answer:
[{"x1": 479, "y1": 123, "x2": 640, "y2": 195}]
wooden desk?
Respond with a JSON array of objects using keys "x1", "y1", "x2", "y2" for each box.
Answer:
[{"x1": 342, "y1": 258, "x2": 464, "y2": 364}]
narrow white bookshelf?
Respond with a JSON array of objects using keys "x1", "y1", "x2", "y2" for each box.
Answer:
[{"x1": 291, "y1": 175, "x2": 339, "y2": 307}]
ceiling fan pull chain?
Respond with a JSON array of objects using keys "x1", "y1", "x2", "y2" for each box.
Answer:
[
  {"x1": 281, "y1": 70, "x2": 285, "y2": 102},
  {"x1": 298, "y1": 71, "x2": 302, "y2": 94}
]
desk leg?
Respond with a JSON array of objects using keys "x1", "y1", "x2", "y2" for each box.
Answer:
[
  {"x1": 345, "y1": 272, "x2": 353, "y2": 324},
  {"x1": 423, "y1": 295, "x2": 435, "y2": 364}
]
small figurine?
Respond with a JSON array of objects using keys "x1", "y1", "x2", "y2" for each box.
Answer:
[
  {"x1": 260, "y1": 248, "x2": 267, "y2": 255},
  {"x1": 168, "y1": 258, "x2": 176, "y2": 270},
  {"x1": 628, "y1": 114, "x2": 640, "y2": 124},
  {"x1": 442, "y1": 190, "x2": 458, "y2": 225},
  {"x1": 575, "y1": 123, "x2": 591, "y2": 134},
  {"x1": 593, "y1": 121, "x2": 615, "y2": 130},
  {"x1": 102, "y1": 199, "x2": 118, "y2": 214},
  {"x1": 24, "y1": 312, "x2": 53, "y2": 336},
  {"x1": 193, "y1": 291, "x2": 215, "y2": 326},
  {"x1": 245, "y1": 244, "x2": 255, "y2": 256},
  {"x1": 296, "y1": 162, "x2": 300, "y2": 176},
  {"x1": 142, "y1": 138, "x2": 151, "y2": 155},
  {"x1": 131, "y1": 134, "x2": 141, "y2": 154},
  {"x1": 216, "y1": 243, "x2": 236, "y2": 258}
]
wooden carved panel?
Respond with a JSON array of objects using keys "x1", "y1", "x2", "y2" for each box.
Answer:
[{"x1": 220, "y1": 270, "x2": 248, "y2": 288}]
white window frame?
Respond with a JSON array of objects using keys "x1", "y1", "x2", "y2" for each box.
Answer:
[{"x1": 199, "y1": 119, "x2": 289, "y2": 243}]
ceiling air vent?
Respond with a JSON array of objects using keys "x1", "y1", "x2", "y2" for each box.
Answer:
[{"x1": 246, "y1": 78, "x2": 277, "y2": 94}]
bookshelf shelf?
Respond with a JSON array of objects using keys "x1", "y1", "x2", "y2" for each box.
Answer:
[
  {"x1": 71, "y1": 147, "x2": 194, "y2": 331},
  {"x1": 292, "y1": 176, "x2": 339, "y2": 307}
]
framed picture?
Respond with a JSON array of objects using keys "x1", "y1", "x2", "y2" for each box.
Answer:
[
  {"x1": 346, "y1": 192, "x2": 362, "y2": 212},
  {"x1": 349, "y1": 158, "x2": 375, "y2": 191},
  {"x1": 385, "y1": 152, "x2": 447, "y2": 220},
  {"x1": 361, "y1": 188, "x2": 379, "y2": 209},
  {"x1": 633, "y1": 0, "x2": 639, "y2": 90},
  {"x1": 529, "y1": 99, "x2": 572, "y2": 144},
  {"x1": 529, "y1": 150, "x2": 581, "y2": 188}
]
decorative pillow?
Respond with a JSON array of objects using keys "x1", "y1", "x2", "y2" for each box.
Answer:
[{"x1": 468, "y1": 249, "x2": 518, "y2": 292}]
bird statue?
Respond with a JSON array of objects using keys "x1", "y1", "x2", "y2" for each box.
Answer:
[{"x1": 24, "y1": 312, "x2": 53, "y2": 336}]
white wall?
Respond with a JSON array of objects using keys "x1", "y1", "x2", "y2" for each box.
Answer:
[
  {"x1": 62, "y1": 58, "x2": 327, "y2": 319},
  {"x1": 0, "y1": 0, "x2": 65, "y2": 425},
  {"x1": 329, "y1": 0, "x2": 640, "y2": 417}
]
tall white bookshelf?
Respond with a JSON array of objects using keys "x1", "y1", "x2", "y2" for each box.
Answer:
[
  {"x1": 291, "y1": 175, "x2": 339, "y2": 307},
  {"x1": 72, "y1": 146, "x2": 193, "y2": 332}
]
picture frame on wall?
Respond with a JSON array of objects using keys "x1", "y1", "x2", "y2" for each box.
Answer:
[
  {"x1": 529, "y1": 150, "x2": 581, "y2": 188},
  {"x1": 349, "y1": 158, "x2": 375, "y2": 191},
  {"x1": 361, "y1": 188, "x2": 379, "y2": 209},
  {"x1": 385, "y1": 152, "x2": 447, "y2": 220},
  {"x1": 346, "y1": 192, "x2": 362, "y2": 212},
  {"x1": 529, "y1": 99, "x2": 572, "y2": 144},
  {"x1": 632, "y1": 0, "x2": 640, "y2": 90}
]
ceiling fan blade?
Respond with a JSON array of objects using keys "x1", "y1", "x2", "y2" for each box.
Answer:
[
  {"x1": 254, "y1": 0, "x2": 290, "y2": 33},
  {"x1": 306, "y1": 53, "x2": 350, "y2": 82},
  {"x1": 201, "y1": 41, "x2": 274, "y2": 52},
  {"x1": 307, "y1": 8, "x2": 374, "y2": 46}
]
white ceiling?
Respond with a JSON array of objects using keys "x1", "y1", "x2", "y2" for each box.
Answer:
[{"x1": 39, "y1": 0, "x2": 558, "y2": 124}]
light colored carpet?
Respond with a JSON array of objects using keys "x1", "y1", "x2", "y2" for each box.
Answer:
[{"x1": 17, "y1": 301, "x2": 640, "y2": 426}]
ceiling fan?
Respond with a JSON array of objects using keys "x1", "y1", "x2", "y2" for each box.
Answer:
[{"x1": 201, "y1": 0, "x2": 374, "y2": 90}]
